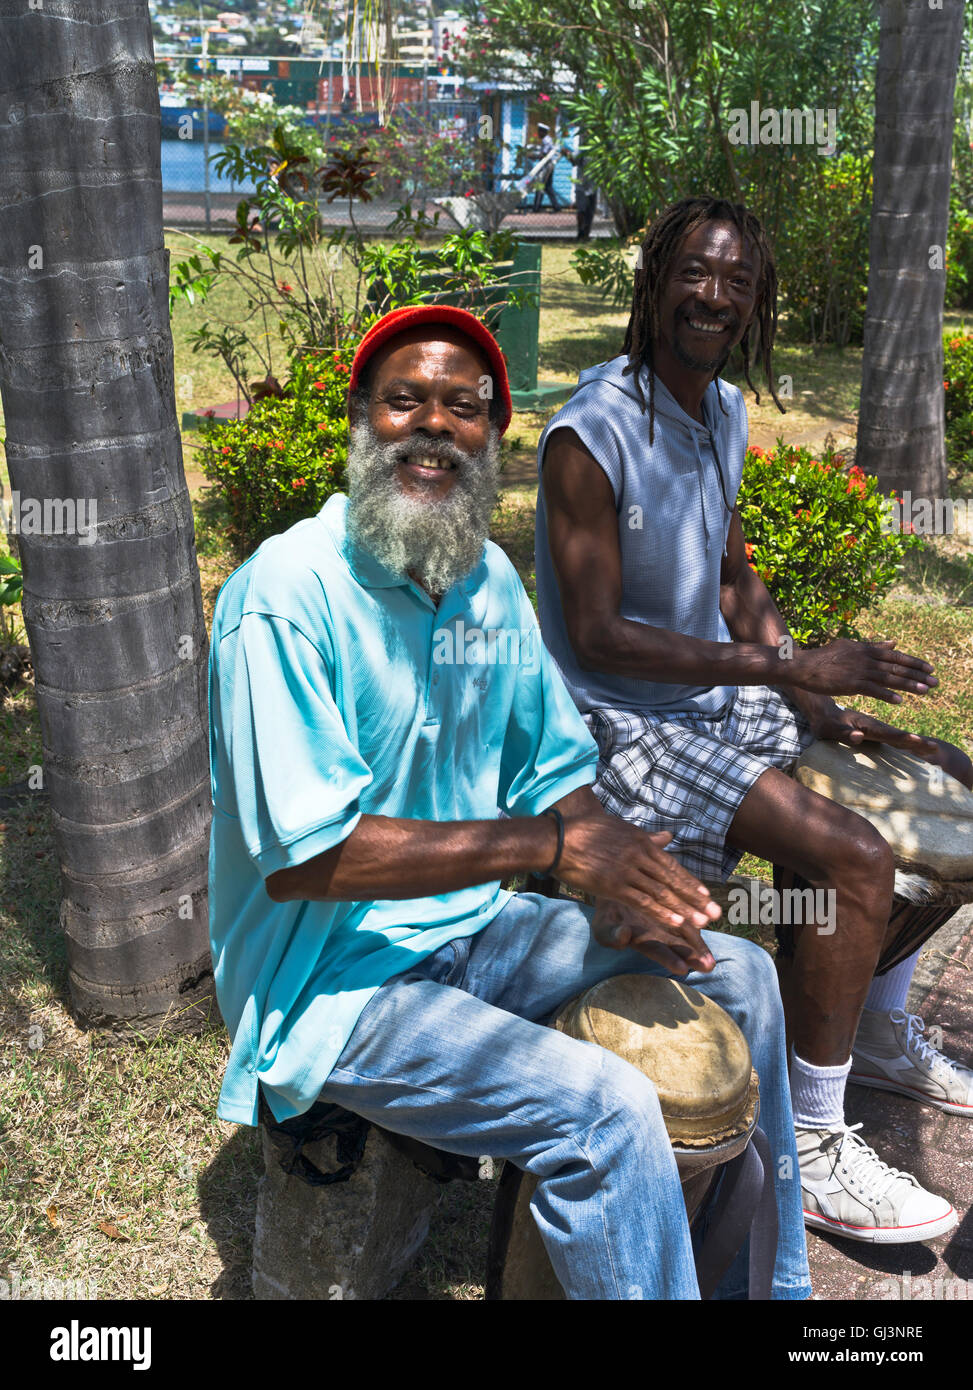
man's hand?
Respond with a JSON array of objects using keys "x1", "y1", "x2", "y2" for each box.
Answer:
[
  {"x1": 793, "y1": 639, "x2": 937, "y2": 704},
  {"x1": 555, "y1": 802, "x2": 723, "y2": 945},
  {"x1": 591, "y1": 896, "x2": 717, "y2": 975},
  {"x1": 807, "y1": 701, "x2": 973, "y2": 791}
]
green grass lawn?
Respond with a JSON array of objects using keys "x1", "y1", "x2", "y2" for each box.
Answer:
[{"x1": 2, "y1": 240, "x2": 973, "y2": 1301}]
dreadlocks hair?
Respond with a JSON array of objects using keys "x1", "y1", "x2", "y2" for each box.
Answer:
[{"x1": 622, "y1": 196, "x2": 784, "y2": 444}]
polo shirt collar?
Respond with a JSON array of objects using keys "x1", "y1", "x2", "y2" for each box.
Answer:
[{"x1": 318, "y1": 493, "x2": 404, "y2": 589}]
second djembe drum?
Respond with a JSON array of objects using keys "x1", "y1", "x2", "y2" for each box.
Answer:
[{"x1": 776, "y1": 740, "x2": 973, "y2": 973}]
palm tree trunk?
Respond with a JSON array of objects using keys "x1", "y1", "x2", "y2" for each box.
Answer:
[
  {"x1": 857, "y1": 0, "x2": 966, "y2": 496},
  {"x1": 0, "y1": 0, "x2": 215, "y2": 1034}
]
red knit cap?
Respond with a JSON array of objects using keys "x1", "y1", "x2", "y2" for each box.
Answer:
[{"x1": 348, "y1": 305, "x2": 513, "y2": 435}]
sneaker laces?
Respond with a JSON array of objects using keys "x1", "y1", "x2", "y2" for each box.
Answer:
[
  {"x1": 893, "y1": 1010, "x2": 964, "y2": 1075},
  {"x1": 827, "y1": 1123, "x2": 918, "y2": 1200}
]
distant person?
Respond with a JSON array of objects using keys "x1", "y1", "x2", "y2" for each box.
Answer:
[
  {"x1": 572, "y1": 147, "x2": 597, "y2": 240},
  {"x1": 533, "y1": 123, "x2": 562, "y2": 212}
]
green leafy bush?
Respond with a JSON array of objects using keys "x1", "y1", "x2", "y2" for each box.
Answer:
[
  {"x1": 774, "y1": 155, "x2": 871, "y2": 347},
  {"x1": 943, "y1": 331, "x2": 973, "y2": 480},
  {"x1": 195, "y1": 347, "x2": 353, "y2": 561},
  {"x1": 946, "y1": 201, "x2": 973, "y2": 310},
  {"x1": 738, "y1": 442, "x2": 921, "y2": 645},
  {"x1": 0, "y1": 551, "x2": 23, "y2": 645}
]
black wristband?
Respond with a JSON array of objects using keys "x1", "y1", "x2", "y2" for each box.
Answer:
[{"x1": 539, "y1": 807, "x2": 565, "y2": 878}]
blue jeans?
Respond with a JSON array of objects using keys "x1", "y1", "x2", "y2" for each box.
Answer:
[{"x1": 317, "y1": 892, "x2": 811, "y2": 1300}]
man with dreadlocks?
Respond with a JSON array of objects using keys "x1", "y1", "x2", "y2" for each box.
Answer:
[{"x1": 536, "y1": 195, "x2": 973, "y2": 1247}]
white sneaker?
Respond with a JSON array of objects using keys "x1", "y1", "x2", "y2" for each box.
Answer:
[
  {"x1": 797, "y1": 1123, "x2": 957, "y2": 1244},
  {"x1": 851, "y1": 1008, "x2": 973, "y2": 1116}
]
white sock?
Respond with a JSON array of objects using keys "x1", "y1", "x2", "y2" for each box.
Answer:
[
  {"x1": 790, "y1": 1046, "x2": 851, "y2": 1129},
  {"x1": 863, "y1": 950, "x2": 921, "y2": 1014}
]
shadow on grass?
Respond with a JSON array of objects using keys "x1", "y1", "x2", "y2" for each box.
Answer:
[
  {"x1": 199, "y1": 1124, "x2": 264, "y2": 1301},
  {"x1": 539, "y1": 330, "x2": 625, "y2": 380},
  {"x1": 902, "y1": 542, "x2": 973, "y2": 607},
  {"x1": 0, "y1": 762, "x2": 66, "y2": 1035},
  {"x1": 193, "y1": 487, "x2": 234, "y2": 561}
]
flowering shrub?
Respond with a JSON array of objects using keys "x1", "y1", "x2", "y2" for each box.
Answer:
[
  {"x1": 942, "y1": 331, "x2": 973, "y2": 478},
  {"x1": 195, "y1": 347, "x2": 353, "y2": 561},
  {"x1": 738, "y1": 442, "x2": 923, "y2": 645}
]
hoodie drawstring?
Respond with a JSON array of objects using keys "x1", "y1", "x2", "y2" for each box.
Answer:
[{"x1": 690, "y1": 431, "x2": 712, "y2": 554}]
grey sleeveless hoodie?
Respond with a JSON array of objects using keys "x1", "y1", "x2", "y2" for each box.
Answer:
[{"x1": 535, "y1": 356, "x2": 748, "y2": 718}]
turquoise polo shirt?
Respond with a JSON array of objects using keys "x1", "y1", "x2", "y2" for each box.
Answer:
[{"x1": 207, "y1": 493, "x2": 599, "y2": 1126}]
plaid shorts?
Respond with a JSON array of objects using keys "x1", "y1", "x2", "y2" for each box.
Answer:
[{"x1": 584, "y1": 685, "x2": 816, "y2": 883}]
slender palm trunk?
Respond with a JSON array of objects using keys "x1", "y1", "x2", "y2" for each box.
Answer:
[
  {"x1": 857, "y1": 0, "x2": 966, "y2": 496},
  {"x1": 0, "y1": 0, "x2": 214, "y2": 1033}
]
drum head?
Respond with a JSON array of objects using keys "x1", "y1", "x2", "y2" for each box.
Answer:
[
  {"x1": 794, "y1": 740, "x2": 973, "y2": 883},
  {"x1": 553, "y1": 974, "x2": 756, "y2": 1145},
  {"x1": 485, "y1": 974, "x2": 759, "y2": 1300}
]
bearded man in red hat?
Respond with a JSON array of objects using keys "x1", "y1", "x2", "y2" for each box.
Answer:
[{"x1": 205, "y1": 306, "x2": 811, "y2": 1300}]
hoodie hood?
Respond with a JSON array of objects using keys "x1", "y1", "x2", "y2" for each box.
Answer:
[{"x1": 575, "y1": 356, "x2": 728, "y2": 435}]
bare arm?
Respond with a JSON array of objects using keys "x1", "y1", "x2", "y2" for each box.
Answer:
[
  {"x1": 543, "y1": 427, "x2": 793, "y2": 688},
  {"x1": 543, "y1": 427, "x2": 937, "y2": 703},
  {"x1": 719, "y1": 504, "x2": 828, "y2": 726},
  {"x1": 266, "y1": 783, "x2": 722, "y2": 969}
]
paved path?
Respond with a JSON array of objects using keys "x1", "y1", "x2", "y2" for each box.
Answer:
[{"x1": 806, "y1": 904, "x2": 973, "y2": 1300}]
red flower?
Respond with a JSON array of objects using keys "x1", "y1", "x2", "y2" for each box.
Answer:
[
  {"x1": 795, "y1": 508, "x2": 811, "y2": 520},
  {"x1": 221, "y1": 446, "x2": 231, "y2": 455},
  {"x1": 745, "y1": 542, "x2": 755, "y2": 560},
  {"x1": 313, "y1": 380, "x2": 326, "y2": 391},
  {"x1": 278, "y1": 281, "x2": 293, "y2": 294},
  {"x1": 944, "y1": 380, "x2": 950, "y2": 390},
  {"x1": 843, "y1": 534, "x2": 857, "y2": 547},
  {"x1": 292, "y1": 477, "x2": 307, "y2": 490}
]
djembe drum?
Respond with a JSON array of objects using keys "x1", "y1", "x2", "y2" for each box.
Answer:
[
  {"x1": 485, "y1": 973, "x2": 774, "y2": 1300},
  {"x1": 775, "y1": 741, "x2": 973, "y2": 973}
]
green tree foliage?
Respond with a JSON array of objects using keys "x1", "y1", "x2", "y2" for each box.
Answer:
[
  {"x1": 739, "y1": 444, "x2": 921, "y2": 645},
  {"x1": 457, "y1": 0, "x2": 877, "y2": 343}
]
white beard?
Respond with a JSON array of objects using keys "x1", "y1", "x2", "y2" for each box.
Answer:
[{"x1": 345, "y1": 420, "x2": 501, "y2": 598}]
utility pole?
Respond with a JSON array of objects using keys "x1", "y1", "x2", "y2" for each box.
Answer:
[{"x1": 198, "y1": 5, "x2": 213, "y2": 232}]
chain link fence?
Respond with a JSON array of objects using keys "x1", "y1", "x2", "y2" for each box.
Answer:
[{"x1": 160, "y1": 88, "x2": 614, "y2": 240}]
